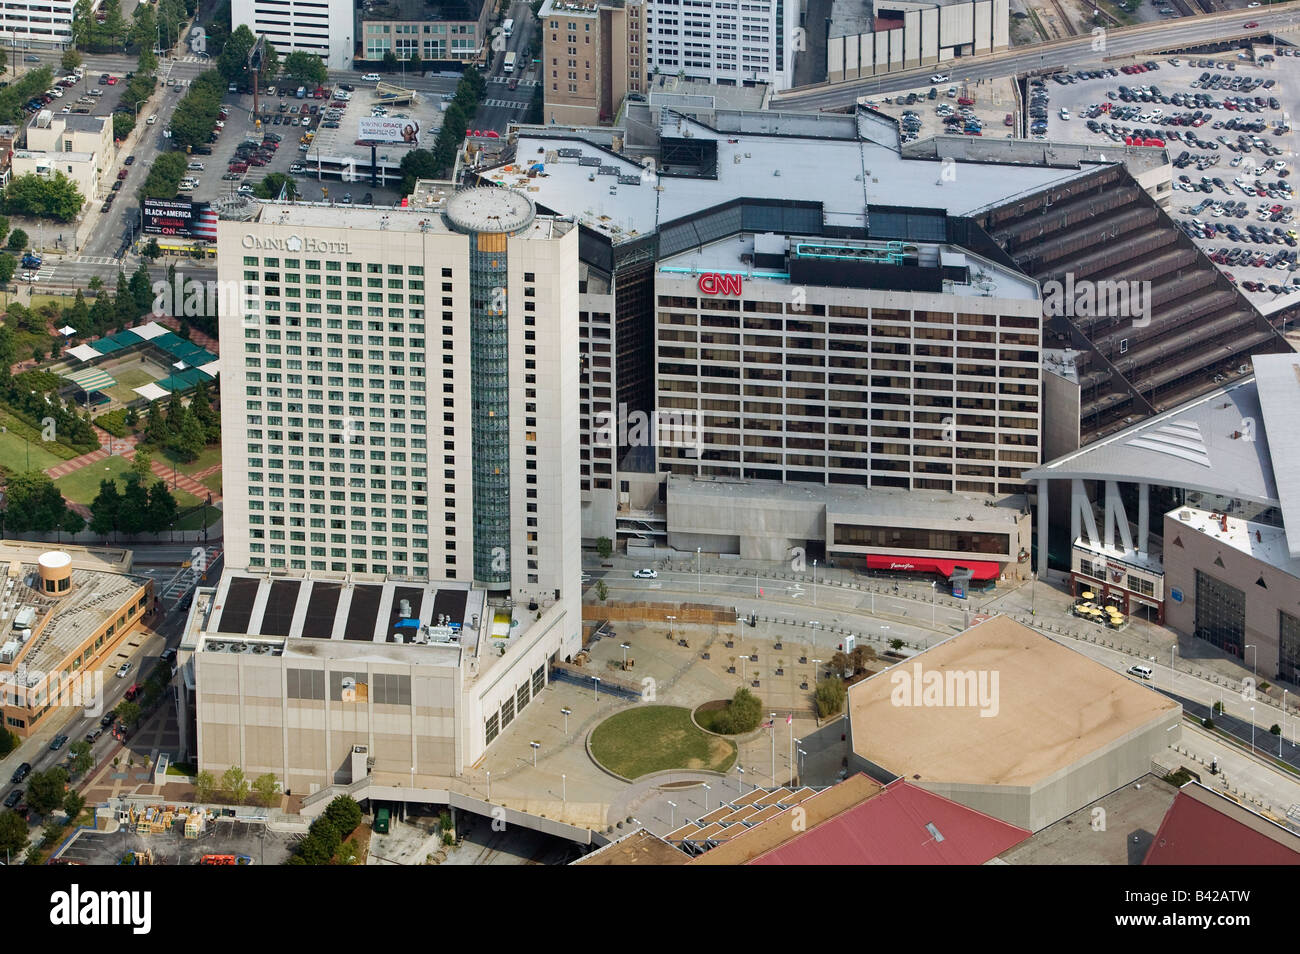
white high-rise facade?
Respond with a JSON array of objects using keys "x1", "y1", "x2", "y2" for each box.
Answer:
[
  {"x1": 216, "y1": 190, "x2": 582, "y2": 612},
  {"x1": 0, "y1": 0, "x2": 74, "y2": 47},
  {"x1": 646, "y1": 0, "x2": 795, "y2": 90},
  {"x1": 231, "y1": 0, "x2": 355, "y2": 70}
]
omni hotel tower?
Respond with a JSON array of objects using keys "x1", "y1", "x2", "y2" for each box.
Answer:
[{"x1": 217, "y1": 187, "x2": 582, "y2": 626}]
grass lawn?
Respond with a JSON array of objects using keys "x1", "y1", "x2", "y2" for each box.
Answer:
[
  {"x1": 200, "y1": 471, "x2": 222, "y2": 495},
  {"x1": 0, "y1": 425, "x2": 64, "y2": 472},
  {"x1": 103, "y1": 367, "x2": 157, "y2": 405},
  {"x1": 173, "y1": 502, "x2": 221, "y2": 531},
  {"x1": 157, "y1": 444, "x2": 222, "y2": 477},
  {"x1": 55, "y1": 455, "x2": 134, "y2": 504},
  {"x1": 589, "y1": 705, "x2": 737, "y2": 780}
]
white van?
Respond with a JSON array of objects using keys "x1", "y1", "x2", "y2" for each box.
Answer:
[
  {"x1": 1127, "y1": 664, "x2": 1153, "y2": 680},
  {"x1": 187, "y1": 161, "x2": 205, "y2": 171}
]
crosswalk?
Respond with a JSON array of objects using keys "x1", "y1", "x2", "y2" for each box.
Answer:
[
  {"x1": 482, "y1": 98, "x2": 529, "y2": 109},
  {"x1": 489, "y1": 76, "x2": 539, "y2": 86},
  {"x1": 73, "y1": 255, "x2": 120, "y2": 266}
]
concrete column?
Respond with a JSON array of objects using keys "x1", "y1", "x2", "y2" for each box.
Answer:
[
  {"x1": 1104, "y1": 480, "x2": 1134, "y2": 554},
  {"x1": 1037, "y1": 478, "x2": 1050, "y2": 579},
  {"x1": 1137, "y1": 482, "x2": 1150, "y2": 559},
  {"x1": 1071, "y1": 479, "x2": 1099, "y2": 547}
]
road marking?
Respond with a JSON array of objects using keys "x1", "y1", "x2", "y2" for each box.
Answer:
[{"x1": 482, "y1": 99, "x2": 529, "y2": 109}]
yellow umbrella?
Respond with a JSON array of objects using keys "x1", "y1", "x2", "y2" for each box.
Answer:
[
  {"x1": 1105, "y1": 605, "x2": 1118, "y2": 613},
  {"x1": 1081, "y1": 590, "x2": 1095, "y2": 599}
]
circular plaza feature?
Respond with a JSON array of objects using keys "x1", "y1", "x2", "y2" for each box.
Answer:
[{"x1": 589, "y1": 705, "x2": 737, "y2": 780}]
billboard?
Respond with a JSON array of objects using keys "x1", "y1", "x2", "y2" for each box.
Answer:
[
  {"x1": 357, "y1": 116, "x2": 420, "y2": 144},
  {"x1": 142, "y1": 199, "x2": 215, "y2": 239}
]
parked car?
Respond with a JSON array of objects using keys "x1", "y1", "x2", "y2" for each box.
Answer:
[
  {"x1": 11, "y1": 762, "x2": 31, "y2": 783},
  {"x1": 362, "y1": 72, "x2": 381, "y2": 82},
  {"x1": 116, "y1": 662, "x2": 132, "y2": 678},
  {"x1": 633, "y1": 568, "x2": 658, "y2": 579},
  {"x1": 49, "y1": 734, "x2": 69, "y2": 751},
  {"x1": 3, "y1": 789, "x2": 22, "y2": 808},
  {"x1": 85, "y1": 727, "x2": 103, "y2": 744}
]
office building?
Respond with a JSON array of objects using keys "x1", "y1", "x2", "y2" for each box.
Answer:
[
  {"x1": 646, "y1": 0, "x2": 795, "y2": 90},
  {"x1": 231, "y1": 0, "x2": 355, "y2": 70},
  {"x1": 359, "y1": 0, "x2": 492, "y2": 64},
  {"x1": 0, "y1": 0, "x2": 74, "y2": 48}
]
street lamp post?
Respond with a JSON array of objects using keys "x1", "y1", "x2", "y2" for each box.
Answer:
[
  {"x1": 931, "y1": 579, "x2": 936, "y2": 626},
  {"x1": 667, "y1": 800, "x2": 676, "y2": 829},
  {"x1": 620, "y1": 641, "x2": 630, "y2": 669},
  {"x1": 665, "y1": 615, "x2": 676, "y2": 639},
  {"x1": 486, "y1": 769, "x2": 491, "y2": 800},
  {"x1": 797, "y1": 748, "x2": 807, "y2": 785},
  {"x1": 1245, "y1": 644, "x2": 1257, "y2": 687},
  {"x1": 529, "y1": 740, "x2": 540, "y2": 767},
  {"x1": 769, "y1": 712, "x2": 776, "y2": 783},
  {"x1": 561, "y1": 706, "x2": 571, "y2": 737},
  {"x1": 1031, "y1": 570, "x2": 1037, "y2": 616},
  {"x1": 736, "y1": 765, "x2": 745, "y2": 793},
  {"x1": 697, "y1": 546, "x2": 701, "y2": 593},
  {"x1": 812, "y1": 559, "x2": 818, "y2": 607},
  {"x1": 562, "y1": 773, "x2": 566, "y2": 803},
  {"x1": 592, "y1": 676, "x2": 600, "y2": 701},
  {"x1": 701, "y1": 782, "x2": 710, "y2": 811},
  {"x1": 1250, "y1": 705, "x2": 1256, "y2": 753}
]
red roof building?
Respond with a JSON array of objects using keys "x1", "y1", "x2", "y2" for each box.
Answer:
[
  {"x1": 1144, "y1": 784, "x2": 1300, "y2": 865},
  {"x1": 748, "y1": 780, "x2": 1030, "y2": 866}
]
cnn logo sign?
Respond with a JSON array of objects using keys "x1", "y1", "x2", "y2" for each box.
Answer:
[{"x1": 697, "y1": 272, "x2": 743, "y2": 296}]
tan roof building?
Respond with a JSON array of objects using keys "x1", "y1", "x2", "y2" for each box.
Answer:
[{"x1": 848, "y1": 615, "x2": 1182, "y2": 832}]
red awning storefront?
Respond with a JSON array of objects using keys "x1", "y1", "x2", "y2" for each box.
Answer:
[{"x1": 865, "y1": 554, "x2": 1001, "y2": 580}]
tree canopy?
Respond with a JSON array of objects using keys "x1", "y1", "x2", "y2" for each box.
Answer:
[{"x1": 3, "y1": 172, "x2": 84, "y2": 222}]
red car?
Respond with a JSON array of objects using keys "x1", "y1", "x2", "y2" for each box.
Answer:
[
  {"x1": 1244, "y1": 20, "x2": 1259, "y2": 28},
  {"x1": 117, "y1": 168, "x2": 128, "y2": 180},
  {"x1": 106, "y1": 75, "x2": 118, "y2": 85}
]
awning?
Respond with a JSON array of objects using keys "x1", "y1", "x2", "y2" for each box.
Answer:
[
  {"x1": 133, "y1": 382, "x2": 171, "y2": 401},
  {"x1": 66, "y1": 343, "x2": 100, "y2": 362},
  {"x1": 62, "y1": 367, "x2": 117, "y2": 392},
  {"x1": 864, "y1": 554, "x2": 1001, "y2": 580},
  {"x1": 131, "y1": 320, "x2": 170, "y2": 341}
]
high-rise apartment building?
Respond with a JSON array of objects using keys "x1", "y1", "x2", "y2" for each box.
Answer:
[
  {"x1": 231, "y1": 0, "x2": 355, "y2": 69},
  {"x1": 216, "y1": 190, "x2": 581, "y2": 611},
  {"x1": 540, "y1": 0, "x2": 647, "y2": 126}
]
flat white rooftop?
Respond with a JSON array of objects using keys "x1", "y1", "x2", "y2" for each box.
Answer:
[
  {"x1": 1169, "y1": 506, "x2": 1300, "y2": 579},
  {"x1": 247, "y1": 199, "x2": 571, "y2": 240},
  {"x1": 488, "y1": 112, "x2": 1100, "y2": 239}
]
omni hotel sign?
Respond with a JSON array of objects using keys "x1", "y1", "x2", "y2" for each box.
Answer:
[{"x1": 242, "y1": 234, "x2": 351, "y2": 255}]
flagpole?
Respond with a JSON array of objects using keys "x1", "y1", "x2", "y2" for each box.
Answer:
[{"x1": 788, "y1": 715, "x2": 793, "y2": 787}]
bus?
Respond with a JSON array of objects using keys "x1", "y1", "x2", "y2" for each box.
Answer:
[
  {"x1": 503, "y1": 51, "x2": 516, "y2": 74},
  {"x1": 502, "y1": 17, "x2": 514, "y2": 38}
]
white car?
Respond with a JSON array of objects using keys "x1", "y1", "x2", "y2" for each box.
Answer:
[
  {"x1": 930, "y1": 73, "x2": 948, "y2": 83},
  {"x1": 362, "y1": 72, "x2": 381, "y2": 82},
  {"x1": 116, "y1": 662, "x2": 131, "y2": 678},
  {"x1": 633, "y1": 568, "x2": 658, "y2": 579},
  {"x1": 1059, "y1": 108, "x2": 1070, "y2": 120},
  {"x1": 20, "y1": 271, "x2": 37, "y2": 282},
  {"x1": 146, "y1": 114, "x2": 157, "y2": 125}
]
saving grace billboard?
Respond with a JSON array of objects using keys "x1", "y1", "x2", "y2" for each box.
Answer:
[{"x1": 357, "y1": 117, "x2": 420, "y2": 144}]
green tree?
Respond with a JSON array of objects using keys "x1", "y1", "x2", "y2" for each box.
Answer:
[
  {"x1": 67, "y1": 740, "x2": 93, "y2": 775},
  {"x1": 2, "y1": 472, "x2": 72, "y2": 533},
  {"x1": 323, "y1": 795, "x2": 362, "y2": 835},
  {"x1": 59, "y1": 507, "x2": 84, "y2": 537},
  {"x1": 222, "y1": 765, "x2": 249, "y2": 804},
  {"x1": 194, "y1": 769, "x2": 216, "y2": 802},
  {"x1": 0, "y1": 253, "x2": 15, "y2": 285},
  {"x1": 25, "y1": 767, "x2": 69, "y2": 815},
  {"x1": 137, "y1": 47, "x2": 158, "y2": 75},
  {"x1": 281, "y1": 50, "x2": 327, "y2": 87},
  {"x1": 6, "y1": 228, "x2": 27, "y2": 251},
  {"x1": 252, "y1": 773, "x2": 280, "y2": 808},
  {"x1": 129, "y1": 448, "x2": 153, "y2": 483},
  {"x1": 115, "y1": 699, "x2": 141, "y2": 727},
  {"x1": 130, "y1": 261, "x2": 153, "y2": 313},
  {"x1": 63, "y1": 790, "x2": 86, "y2": 821},
  {"x1": 4, "y1": 172, "x2": 84, "y2": 222},
  {"x1": 0, "y1": 811, "x2": 28, "y2": 859},
  {"x1": 253, "y1": 172, "x2": 299, "y2": 200},
  {"x1": 114, "y1": 269, "x2": 134, "y2": 325},
  {"x1": 88, "y1": 275, "x2": 103, "y2": 293},
  {"x1": 595, "y1": 579, "x2": 608, "y2": 601},
  {"x1": 397, "y1": 148, "x2": 440, "y2": 196},
  {"x1": 381, "y1": 49, "x2": 400, "y2": 73},
  {"x1": 113, "y1": 111, "x2": 136, "y2": 140},
  {"x1": 145, "y1": 480, "x2": 178, "y2": 535},
  {"x1": 61, "y1": 49, "x2": 83, "y2": 72},
  {"x1": 174, "y1": 405, "x2": 206, "y2": 462},
  {"x1": 714, "y1": 686, "x2": 762, "y2": 734},
  {"x1": 407, "y1": 49, "x2": 423, "y2": 75},
  {"x1": 143, "y1": 238, "x2": 161, "y2": 260},
  {"x1": 117, "y1": 478, "x2": 149, "y2": 535},
  {"x1": 815, "y1": 677, "x2": 847, "y2": 718},
  {"x1": 308, "y1": 816, "x2": 341, "y2": 857},
  {"x1": 140, "y1": 151, "x2": 188, "y2": 199},
  {"x1": 217, "y1": 24, "x2": 255, "y2": 86},
  {"x1": 0, "y1": 726, "x2": 17, "y2": 757},
  {"x1": 596, "y1": 536, "x2": 613, "y2": 558}
]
